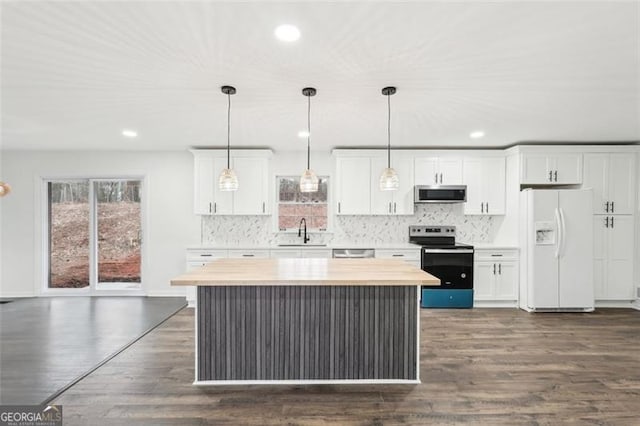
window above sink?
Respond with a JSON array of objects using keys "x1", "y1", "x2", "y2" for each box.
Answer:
[{"x1": 276, "y1": 176, "x2": 329, "y2": 233}]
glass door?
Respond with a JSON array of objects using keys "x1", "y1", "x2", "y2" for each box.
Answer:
[{"x1": 46, "y1": 178, "x2": 143, "y2": 293}]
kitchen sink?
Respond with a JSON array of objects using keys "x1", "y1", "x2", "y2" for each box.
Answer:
[{"x1": 277, "y1": 244, "x2": 327, "y2": 247}]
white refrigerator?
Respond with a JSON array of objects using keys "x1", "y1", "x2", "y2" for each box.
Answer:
[{"x1": 519, "y1": 189, "x2": 594, "y2": 312}]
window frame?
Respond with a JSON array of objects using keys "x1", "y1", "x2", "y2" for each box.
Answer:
[{"x1": 273, "y1": 175, "x2": 332, "y2": 234}]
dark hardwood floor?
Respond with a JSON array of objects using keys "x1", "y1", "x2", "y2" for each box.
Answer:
[{"x1": 54, "y1": 308, "x2": 640, "y2": 425}]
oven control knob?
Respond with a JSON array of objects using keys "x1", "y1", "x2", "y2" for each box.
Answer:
[{"x1": 461, "y1": 273, "x2": 466, "y2": 278}]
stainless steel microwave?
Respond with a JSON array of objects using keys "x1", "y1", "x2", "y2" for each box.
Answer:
[{"x1": 414, "y1": 185, "x2": 467, "y2": 203}]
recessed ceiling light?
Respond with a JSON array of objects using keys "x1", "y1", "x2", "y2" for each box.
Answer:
[
  {"x1": 122, "y1": 129, "x2": 138, "y2": 138},
  {"x1": 470, "y1": 131, "x2": 485, "y2": 139},
  {"x1": 298, "y1": 130, "x2": 310, "y2": 138},
  {"x1": 275, "y1": 24, "x2": 300, "y2": 42}
]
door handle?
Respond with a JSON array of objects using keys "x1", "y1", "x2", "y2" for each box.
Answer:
[
  {"x1": 611, "y1": 202, "x2": 614, "y2": 213},
  {"x1": 605, "y1": 217, "x2": 609, "y2": 228},
  {"x1": 493, "y1": 263, "x2": 496, "y2": 275},
  {"x1": 611, "y1": 216, "x2": 614, "y2": 228},
  {"x1": 554, "y1": 170, "x2": 558, "y2": 182},
  {"x1": 549, "y1": 170, "x2": 553, "y2": 182},
  {"x1": 605, "y1": 201, "x2": 609, "y2": 213},
  {"x1": 498, "y1": 264, "x2": 501, "y2": 275}
]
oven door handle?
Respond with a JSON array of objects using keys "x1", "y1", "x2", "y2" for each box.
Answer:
[{"x1": 423, "y1": 249, "x2": 474, "y2": 254}]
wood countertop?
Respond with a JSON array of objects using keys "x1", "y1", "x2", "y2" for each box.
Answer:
[{"x1": 171, "y1": 258, "x2": 440, "y2": 287}]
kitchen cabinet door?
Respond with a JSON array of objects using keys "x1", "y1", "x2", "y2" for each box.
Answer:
[
  {"x1": 193, "y1": 156, "x2": 215, "y2": 215},
  {"x1": 607, "y1": 154, "x2": 635, "y2": 215},
  {"x1": 583, "y1": 154, "x2": 609, "y2": 214},
  {"x1": 553, "y1": 154, "x2": 582, "y2": 184},
  {"x1": 438, "y1": 158, "x2": 463, "y2": 184},
  {"x1": 606, "y1": 215, "x2": 635, "y2": 299},
  {"x1": 336, "y1": 157, "x2": 371, "y2": 215},
  {"x1": 495, "y1": 261, "x2": 517, "y2": 300},
  {"x1": 473, "y1": 262, "x2": 495, "y2": 300},
  {"x1": 233, "y1": 157, "x2": 269, "y2": 215},
  {"x1": 592, "y1": 216, "x2": 607, "y2": 299},
  {"x1": 521, "y1": 154, "x2": 550, "y2": 184},
  {"x1": 463, "y1": 157, "x2": 505, "y2": 215},
  {"x1": 392, "y1": 156, "x2": 415, "y2": 215},
  {"x1": 414, "y1": 157, "x2": 439, "y2": 185},
  {"x1": 463, "y1": 158, "x2": 484, "y2": 215}
]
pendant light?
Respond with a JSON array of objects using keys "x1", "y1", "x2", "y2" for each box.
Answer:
[
  {"x1": 300, "y1": 87, "x2": 319, "y2": 192},
  {"x1": 379, "y1": 86, "x2": 399, "y2": 191},
  {"x1": 218, "y1": 85, "x2": 238, "y2": 191},
  {"x1": 0, "y1": 182, "x2": 11, "y2": 197}
]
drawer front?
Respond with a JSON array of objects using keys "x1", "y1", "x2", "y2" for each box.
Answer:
[
  {"x1": 474, "y1": 249, "x2": 518, "y2": 261},
  {"x1": 300, "y1": 249, "x2": 332, "y2": 258},
  {"x1": 375, "y1": 249, "x2": 421, "y2": 261},
  {"x1": 421, "y1": 289, "x2": 474, "y2": 308},
  {"x1": 186, "y1": 249, "x2": 228, "y2": 262},
  {"x1": 227, "y1": 249, "x2": 270, "y2": 259}
]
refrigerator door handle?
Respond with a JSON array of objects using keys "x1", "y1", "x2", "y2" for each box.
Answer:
[
  {"x1": 554, "y1": 208, "x2": 562, "y2": 259},
  {"x1": 559, "y1": 208, "x2": 567, "y2": 258}
]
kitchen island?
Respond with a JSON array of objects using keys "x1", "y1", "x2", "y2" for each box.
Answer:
[{"x1": 171, "y1": 258, "x2": 439, "y2": 385}]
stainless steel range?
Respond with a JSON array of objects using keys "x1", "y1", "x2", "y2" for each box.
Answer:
[{"x1": 409, "y1": 225, "x2": 474, "y2": 308}]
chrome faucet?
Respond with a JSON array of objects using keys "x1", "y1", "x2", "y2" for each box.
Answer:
[{"x1": 298, "y1": 218, "x2": 310, "y2": 244}]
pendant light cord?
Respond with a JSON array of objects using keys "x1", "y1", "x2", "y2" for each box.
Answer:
[
  {"x1": 227, "y1": 92, "x2": 231, "y2": 169},
  {"x1": 387, "y1": 92, "x2": 391, "y2": 169},
  {"x1": 307, "y1": 93, "x2": 311, "y2": 170}
]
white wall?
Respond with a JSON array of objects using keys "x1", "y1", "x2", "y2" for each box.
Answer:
[{"x1": 0, "y1": 150, "x2": 200, "y2": 298}]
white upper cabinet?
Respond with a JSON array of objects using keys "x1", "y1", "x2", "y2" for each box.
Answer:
[
  {"x1": 415, "y1": 157, "x2": 463, "y2": 185},
  {"x1": 583, "y1": 153, "x2": 635, "y2": 215},
  {"x1": 336, "y1": 156, "x2": 371, "y2": 215},
  {"x1": 370, "y1": 156, "x2": 414, "y2": 215},
  {"x1": 463, "y1": 157, "x2": 505, "y2": 215},
  {"x1": 336, "y1": 153, "x2": 414, "y2": 216},
  {"x1": 191, "y1": 150, "x2": 271, "y2": 215},
  {"x1": 520, "y1": 153, "x2": 582, "y2": 185}
]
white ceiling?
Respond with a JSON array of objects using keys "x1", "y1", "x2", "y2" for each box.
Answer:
[{"x1": 1, "y1": 1, "x2": 639, "y2": 151}]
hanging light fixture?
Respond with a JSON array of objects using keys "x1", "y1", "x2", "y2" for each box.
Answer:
[
  {"x1": 218, "y1": 85, "x2": 238, "y2": 191},
  {"x1": 0, "y1": 182, "x2": 11, "y2": 197},
  {"x1": 300, "y1": 87, "x2": 319, "y2": 192},
  {"x1": 379, "y1": 86, "x2": 399, "y2": 191}
]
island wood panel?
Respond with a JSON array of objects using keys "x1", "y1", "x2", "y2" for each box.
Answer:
[{"x1": 197, "y1": 285, "x2": 418, "y2": 382}]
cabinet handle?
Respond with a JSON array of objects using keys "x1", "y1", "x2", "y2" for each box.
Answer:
[
  {"x1": 242, "y1": 254, "x2": 255, "y2": 257},
  {"x1": 392, "y1": 254, "x2": 404, "y2": 257},
  {"x1": 209, "y1": 202, "x2": 212, "y2": 213},
  {"x1": 338, "y1": 202, "x2": 341, "y2": 213},
  {"x1": 611, "y1": 202, "x2": 614, "y2": 213},
  {"x1": 486, "y1": 202, "x2": 489, "y2": 214},
  {"x1": 554, "y1": 170, "x2": 558, "y2": 182},
  {"x1": 200, "y1": 254, "x2": 213, "y2": 257},
  {"x1": 481, "y1": 202, "x2": 484, "y2": 213},
  {"x1": 394, "y1": 202, "x2": 397, "y2": 213},
  {"x1": 389, "y1": 202, "x2": 392, "y2": 213},
  {"x1": 549, "y1": 171, "x2": 553, "y2": 182},
  {"x1": 605, "y1": 201, "x2": 609, "y2": 213},
  {"x1": 262, "y1": 202, "x2": 265, "y2": 213},
  {"x1": 439, "y1": 173, "x2": 443, "y2": 183},
  {"x1": 605, "y1": 217, "x2": 609, "y2": 228},
  {"x1": 214, "y1": 202, "x2": 217, "y2": 213},
  {"x1": 434, "y1": 173, "x2": 438, "y2": 184},
  {"x1": 498, "y1": 264, "x2": 502, "y2": 275},
  {"x1": 493, "y1": 263, "x2": 496, "y2": 275},
  {"x1": 611, "y1": 216, "x2": 614, "y2": 228},
  {"x1": 490, "y1": 254, "x2": 503, "y2": 257}
]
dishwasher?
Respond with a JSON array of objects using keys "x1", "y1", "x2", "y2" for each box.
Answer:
[{"x1": 332, "y1": 248, "x2": 375, "y2": 258}]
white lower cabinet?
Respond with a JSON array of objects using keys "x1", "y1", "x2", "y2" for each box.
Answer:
[
  {"x1": 227, "y1": 249, "x2": 270, "y2": 259},
  {"x1": 593, "y1": 215, "x2": 635, "y2": 300},
  {"x1": 185, "y1": 249, "x2": 228, "y2": 307},
  {"x1": 474, "y1": 249, "x2": 519, "y2": 304},
  {"x1": 375, "y1": 248, "x2": 421, "y2": 268}
]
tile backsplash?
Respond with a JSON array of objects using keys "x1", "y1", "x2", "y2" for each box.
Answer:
[{"x1": 201, "y1": 204, "x2": 495, "y2": 245}]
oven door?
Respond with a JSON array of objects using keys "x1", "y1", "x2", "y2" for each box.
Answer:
[{"x1": 422, "y1": 248, "x2": 474, "y2": 289}]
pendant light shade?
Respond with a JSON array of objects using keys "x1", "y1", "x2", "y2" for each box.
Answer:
[
  {"x1": 219, "y1": 85, "x2": 238, "y2": 191},
  {"x1": 379, "y1": 86, "x2": 399, "y2": 191},
  {"x1": 300, "y1": 87, "x2": 319, "y2": 193},
  {"x1": 0, "y1": 181, "x2": 11, "y2": 197}
]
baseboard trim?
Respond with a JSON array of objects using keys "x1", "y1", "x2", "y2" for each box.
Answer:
[{"x1": 595, "y1": 300, "x2": 637, "y2": 308}]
